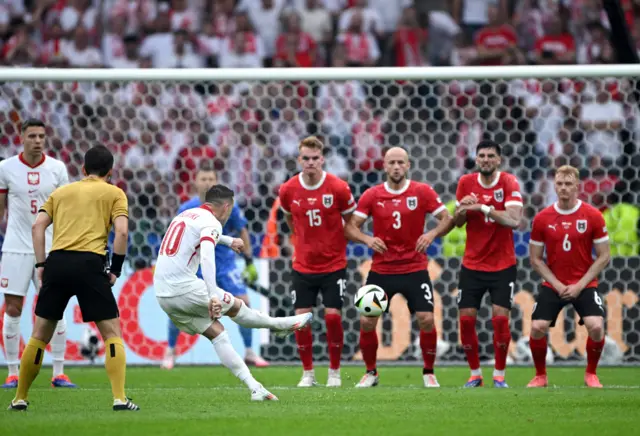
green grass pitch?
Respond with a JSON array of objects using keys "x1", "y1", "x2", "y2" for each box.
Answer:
[{"x1": 2, "y1": 366, "x2": 640, "y2": 436}]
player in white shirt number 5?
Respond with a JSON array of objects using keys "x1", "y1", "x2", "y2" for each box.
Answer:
[
  {"x1": 0, "y1": 119, "x2": 75, "y2": 389},
  {"x1": 154, "y1": 184, "x2": 312, "y2": 401}
]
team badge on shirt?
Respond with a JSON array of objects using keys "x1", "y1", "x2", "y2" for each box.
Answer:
[
  {"x1": 576, "y1": 220, "x2": 588, "y2": 233},
  {"x1": 407, "y1": 196, "x2": 418, "y2": 210},
  {"x1": 211, "y1": 229, "x2": 220, "y2": 241},
  {"x1": 27, "y1": 172, "x2": 40, "y2": 185},
  {"x1": 323, "y1": 194, "x2": 333, "y2": 208},
  {"x1": 494, "y1": 188, "x2": 504, "y2": 202}
]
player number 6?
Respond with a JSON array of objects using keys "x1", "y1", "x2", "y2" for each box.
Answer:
[{"x1": 562, "y1": 234, "x2": 571, "y2": 252}]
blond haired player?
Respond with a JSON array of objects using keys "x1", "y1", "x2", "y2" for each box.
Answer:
[{"x1": 0, "y1": 119, "x2": 75, "y2": 389}]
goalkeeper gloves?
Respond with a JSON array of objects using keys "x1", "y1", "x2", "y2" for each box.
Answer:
[{"x1": 242, "y1": 254, "x2": 258, "y2": 285}]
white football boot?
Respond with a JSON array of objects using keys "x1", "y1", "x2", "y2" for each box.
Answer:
[
  {"x1": 326, "y1": 369, "x2": 341, "y2": 387},
  {"x1": 251, "y1": 385, "x2": 279, "y2": 401},
  {"x1": 423, "y1": 374, "x2": 440, "y2": 388},
  {"x1": 355, "y1": 370, "x2": 379, "y2": 388},
  {"x1": 297, "y1": 370, "x2": 318, "y2": 387},
  {"x1": 274, "y1": 313, "x2": 313, "y2": 337}
]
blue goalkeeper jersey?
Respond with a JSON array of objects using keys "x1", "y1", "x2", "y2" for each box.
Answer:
[{"x1": 177, "y1": 197, "x2": 248, "y2": 278}]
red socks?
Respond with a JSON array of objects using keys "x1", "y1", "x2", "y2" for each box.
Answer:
[
  {"x1": 529, "y1": 336, "x2": 548, "y2": 376},
  {"x1": 420, "y1": 328, "x2": 437, "y2": 373},
  {"x1": 324, "y1": 314, "x2": 343, "y2": 370},
  {"x1": 295, "y1": 326, "x2": 314, "y2": 371},
  {"x1": 492, "y1": 316, "x2": 511, "y2": 372},
  {"x1": 586, "y1": 337, "x2": 605, "y2": 375},
  {"x1": 460, "y1": 316, "x2": 480, "y2": 371},
  {"x1": 359, "y1": 329, "x2": 378, "y2": 372}
]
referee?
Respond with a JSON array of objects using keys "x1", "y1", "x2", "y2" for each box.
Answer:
[{"x1": 9, "y1": 145, "x2": 139, "y2": 412}]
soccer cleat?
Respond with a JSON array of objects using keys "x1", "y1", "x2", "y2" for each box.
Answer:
[
  {"x1": 1, "y1": 376, "x2": 18, "y2": 389},
  {"x1": 113, "y1": 398, "x2": 140, "y2": 411},
  {"x1": 161, "y1": 348, "x2": 175, "y2": 370},
  {"x1": 585, "y1": 373, "x2": 603, "y2": 388},
  {"x1": 251, "y1": 385, "x2": 278, "y2": 401},
  {"x1": 51, "y1": 374, "x2": 77, "y2": 388},
  {"x1": 274, "y1": 313, "x2": 313, "y2": 338},
  {"x1": 463, "y1": 376, "x2": 484, "y2": 388},
  {"x1": 297, "y1": 370, "x2": 318, "y2": 387},
  {"x1": 355, "y1": 370, "x2": 379, "y2": 388},
  {"x1": 423, "y1": 374, "x2": 440, "y2": 388},
  {"x1": 8, "y1": 399, "x2": 28, "y2": 411},
  {"x1": 326, "y1": 369, "x2": 341, "y2": 387},
  {"x1": 527, "y1": 375, "x2": 548, "y2": 388},
  {"x1": 245, "y1": 355, "x2": 270, "y2": 368},
  {"x1": 493, "y1": 377, "x2": 509, "y2": 388}
]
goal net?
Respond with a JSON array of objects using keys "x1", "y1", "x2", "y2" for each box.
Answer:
[{"x1": 0, "y1": 66, "x2": 638, "y2": 366}]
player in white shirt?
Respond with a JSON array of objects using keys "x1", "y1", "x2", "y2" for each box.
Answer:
[
  {"x1": 154, "y1": 184, "x2": 312, "y2": 401},
  {"x1": 0, "y1": 119, "x2": 75, "y2": 389}
]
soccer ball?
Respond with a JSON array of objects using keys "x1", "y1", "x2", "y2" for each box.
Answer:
[{"x1": 354, "y1": 284, "x2": 388, "y2": 317}]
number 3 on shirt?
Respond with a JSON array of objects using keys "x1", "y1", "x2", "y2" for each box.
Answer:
[
  {"x1": 160, "y1": 221, "x2": 186, "y2": 256},
  {"x1": 392, "y1": 211, "x2": 401, "y2": 229}
]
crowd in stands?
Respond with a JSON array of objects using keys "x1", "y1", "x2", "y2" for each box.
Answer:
[{"x1": 1, "y1": 0, "x2": 639, "y2": 266}]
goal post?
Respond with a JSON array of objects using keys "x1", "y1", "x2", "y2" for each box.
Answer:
[{"x1": 0, "y1": 65, "x2": 638, "y2": 366}]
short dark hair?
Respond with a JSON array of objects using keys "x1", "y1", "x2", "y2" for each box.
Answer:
[
  {"x1": 205, "y1": 184, "x2": 234, "y2": 206},
  {"x1": 84, "y1": 145, "x2": 114, "y2": 177},
  {"x1": 198, "y1": 160, "x2": 216, "y2": 174},
  {"x1": 476, "y1": 140, "x2": 501, "y2": 156},
  {"x1": 21, "y1": 118, "x2": 46, "y2": 133}
]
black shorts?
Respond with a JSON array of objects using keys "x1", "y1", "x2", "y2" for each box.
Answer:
[
  {"x1": 366, "y1": 270, "x2": 434, "y2": 313},
  {"x1": 35, "y1": 251, "x2": 120, "y2": 322},
  {"x1": 291, "y1": 268, "x2": 346, "y2": 310},
  {"x1": 458, "y1": 265, "x2": 517, "y2": 310},
  {"x1": 532, "y1": 286, "x2": 605, "y2": 327}
]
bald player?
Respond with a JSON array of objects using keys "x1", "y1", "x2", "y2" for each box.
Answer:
[{"x1": 345, "y1": 147, "x2": 453, "y2": 388}]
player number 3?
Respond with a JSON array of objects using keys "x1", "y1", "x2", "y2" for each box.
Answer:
[
  {"x1": 562, "y1": 234, "x2": 571, "y2": 252},
  {"x1": 392, "y1": 211, "x2": 401, "y2": 229}
]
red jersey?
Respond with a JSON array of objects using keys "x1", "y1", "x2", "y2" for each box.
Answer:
[
  {"x1": 279, "y1": 171, "x2": 356, "y2": 274},
  {"x1": 354, "y1": 180, "x2": 446, "y2": 275},
  {"x1": 530, "y1": 200, "x2": 609, "y2": 292},
  {"x1": 456, "y1": 171, "x2": 522, "y2": 272},
  {"x1": 474, "y1": 25, "x2": 517, "y2": 66},
  {"x1": 535, "y1": 34, "x2": 575, "y2": 57}
]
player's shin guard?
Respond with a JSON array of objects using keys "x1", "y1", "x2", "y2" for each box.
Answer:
[
  {"x1": 324, "y1": 314, "x2": 343, "y2": 370},
  {"x1": 3, "y1": 313, "x2": 21, "y2": 377},
  {"x1": 491, "y1": 316, "x2": 511, "y2": 373},
  {"x1": 586, "y1": 337, "x2": 605, "y2": 375},
  {"x1": 14, "y1": 338, "x2": 46, "y2": 401},
  {"x1": 529, "y1": 336, "x2": 548, "y2": 376},
  {"x1": 51, "y1": 316, "x2": 67, "y2": 378},
  {"x1": 460, "y1": 316, "x2": 481, "y2": 372},
  {"x1": 420, "y1": 328, "x2": 437, "y2": 373},
  {"x1": 359, "y1": 329, "x2": 378, "y2": 372},
  {"x1": 104, "y1": 337, "x2": 127, "y2": 402},
  {"x1": 295, "y1": 325, "x2": 314, "y2": 370},
  {"x1": 212, "y1": 331, "x2": 261, "y2": 391}
]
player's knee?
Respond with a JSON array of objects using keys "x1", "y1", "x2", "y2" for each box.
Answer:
[
  {"x1": 416, "y1": 312, "x2": 434, "y2": 331},
  {"x1": 530, "y1": 321, "x2": 549, "y2": 339},
  {"x1": 459, "y1": 307, "x2": 477, "y2": 318},
  {"x1": 295, "y1": 307, "x2": 313, "y2": 315},
  {"x1": 4, "y1": 297, "x2": 23, "y2": 317},
  {"x1": 360, "y1": 315, "x2": 378, "y2": 331},
  {"x1": 492, "y1": 305, "x2": 510, "y2": 317},
  {"x1": 324, "y1": 307, "x2": 341, "y2": 317},
  {"x1": 585, "y1": 319, "x2": 604, "y2": 341}
]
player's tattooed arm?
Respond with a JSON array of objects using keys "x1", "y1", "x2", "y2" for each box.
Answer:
[
  {"x1": 563, "y1": 240, "x2": 611, "y2": 300},
  {"x1": 486, "y1": 204, "x2": 523, "y2": 229},
  {"x1": 529, "y1": 243, "x2": 566, "y2": 294},
  {"x1": 345, "y1": 214, "x2": 387, "y2": 254},
  {"x1": 453, "y1": 194, "x2": 477, "y2": 227}
]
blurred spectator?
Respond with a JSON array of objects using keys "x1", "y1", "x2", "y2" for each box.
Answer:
[
  {"x1": 240, "y1": 0, "x2": 286, "y2": 66},
  {"x1": 139, "y1": 8, "x2": 174, "y2": 66},
  {"x1": 338, "y1": 0, "x2": 383, "y2": 39},
  {"x1": 577, "y1": 21, "x2": 615, "y2": 64},
  {"x1": 62, "y1": 26, "x2": 102, "y2": 67},
  {"x1": 275, "y1": 13, "x2": 317, "y2": 67},
  {"x1": 159, "y1": 29, "x2": 203, "y2": 68},
  {"x1": 524, "y1": 80, "x2": 573, "y2": 157},
  {"x1": 274, "y1": 108, "x2": 307, "y2": 157},
  {"x1": 170, "y1": 0, "x2": 200, "y2": 32},
  {"x1": 60, "y1": 0, "x2": 98, "y2": 35},
  {"x1": 579, "y1": 81, "x2": 624, "y2": 162},
  {"x1": 218, "y1": 29, "x2": 264, "y2": 68},
  {"x1": 392, "y1": 6, "x2": 428, "y2": 67},
  {"x1": 473, "y1": 3, "x2": 516, "y2": 66},
  {"x1": 336, "y1": 11, "x2": 380, "y2": 66},
  {"x1": 39, "y1": 20, "x2": 67, "y2": 66},
  {"x1": 103, "y1": 14, "x2": 127, "y2": 68},
  {"x1": 111, "y1": 34, "x2": 141, "y2": 68},
  {"x1": 1, "y1": 18, "x2": 38, "y2": 67},
  {"x1": 210, "y1": 0, "x2": 237, "y2": 38},
  {"x1": 534, "y1": 14, "x2": 576, "y2": 64},
  {"x1": 453, "y1": 0, "x2": 508, "y2": 44},
  {"x1": 297, "y1": 0, "x2": 333, "y2": 49},
  {"x1": 368, "y1": 0, "x2": 412, "y2": 39},
  {"x1": 110, "y1": 0, "x2": 157, "y2": 35}
]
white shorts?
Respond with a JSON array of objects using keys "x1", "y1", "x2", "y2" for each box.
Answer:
[
  {"x1": 155, "y1": 279, "x2": 235, "y2": 335},
  {"x1": 0, "y1": 253, "x2": 38, "y2": 297}
]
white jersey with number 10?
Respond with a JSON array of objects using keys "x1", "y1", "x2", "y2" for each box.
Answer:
[{"x1": 154, "y1": 206, "x2": 223, "y2": 295}]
